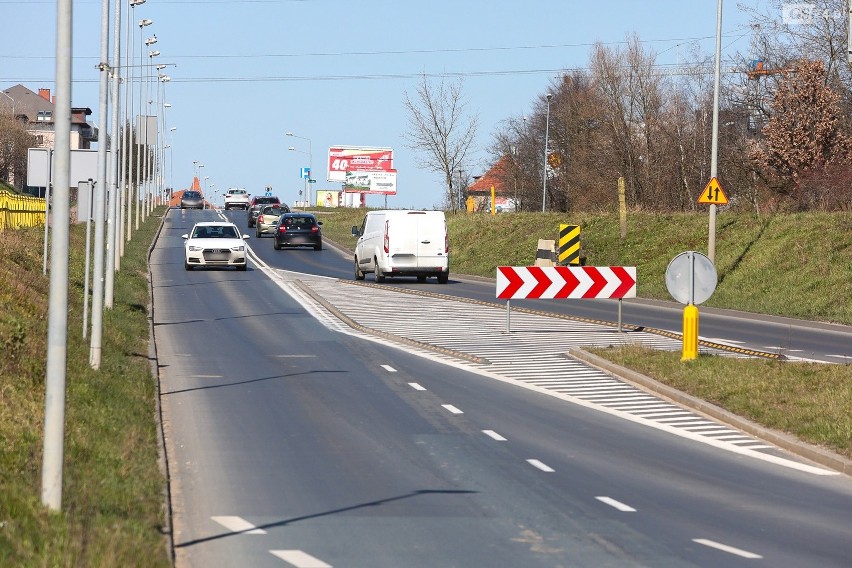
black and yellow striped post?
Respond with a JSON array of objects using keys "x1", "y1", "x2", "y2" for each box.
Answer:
[{"x1": 558, "y1": 224, "x2": 580, "y2": 265}]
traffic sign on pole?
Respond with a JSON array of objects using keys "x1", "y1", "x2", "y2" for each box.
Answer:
[{"x1": 698, "y1": 176, "x2": 728, "y2": 205}]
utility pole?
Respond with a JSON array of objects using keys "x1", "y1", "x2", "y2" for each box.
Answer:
[{"x1": 708, "y1": 0, "x2": 722, "y2": 264}]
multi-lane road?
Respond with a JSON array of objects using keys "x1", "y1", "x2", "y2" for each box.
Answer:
[{"x1": 151, "y1": 208, "x2": 852, "y2": 567}]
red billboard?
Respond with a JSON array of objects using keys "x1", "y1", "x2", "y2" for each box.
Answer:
[{"x1": 327, "y1": 146, "x2": 394, "y2": 183}]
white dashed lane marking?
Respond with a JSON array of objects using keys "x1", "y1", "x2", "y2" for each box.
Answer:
[
  {"x1": 482, "y1": 430, "x2": 507, "y2": 441},
  {"x1": 210, "y1": 516, "x2": 266, "y2": 535},
  {"x1": 408, "y1": 382, "x2": 426, "y2": 391},
  {"x1": 527, "y1": 459, "x2": 555, "y2": 472},
  {"x1": 692, "y1": 538, "x2": 763, "y2": 559},
  {"x1": 596, "y1": 496, "x2": 637, "y2": 512},
  {"x1": 381, "y1": 364, "x2": 397, "y2": 372},
  {"x1": 442, "y1": 404, "x2": 463, "y2": 414},
  {"x1": 270, "y1": 549, "x2": 333, "y2": 567}
]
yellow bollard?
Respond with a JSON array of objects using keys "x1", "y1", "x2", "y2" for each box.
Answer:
[{"x1": 681, "y1": 303, "x2": 699, "y2": 361}]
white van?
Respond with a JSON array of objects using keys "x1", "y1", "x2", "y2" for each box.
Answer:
[{"x1": 351, "y1": 210, "x2": 449, "y2": 283}]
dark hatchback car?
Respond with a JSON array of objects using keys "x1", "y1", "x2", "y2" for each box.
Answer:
[
  {"x1": 180, "y1": 190, "x2": 204, "y2": 209},
  {"x1": 273, "y1": 213, "x2": 323, "y2": 251},
  {"x1": 247, "y1": 196, "x2": 281, "y2": 227}
]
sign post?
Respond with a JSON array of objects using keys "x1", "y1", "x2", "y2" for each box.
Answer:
[{"x1": 665, "y1": 251, "x2": 718, "y2": 361}]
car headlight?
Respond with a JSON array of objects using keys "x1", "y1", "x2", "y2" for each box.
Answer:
[
  {"x1": 231, "y1": 245, "x2": 245, "y2": 252},
  {"x1": 188, "y1": 245, "x2": 203, "y2": 251}
]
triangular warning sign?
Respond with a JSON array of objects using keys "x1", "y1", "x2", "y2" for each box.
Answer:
[{"x1": 698, "y1": 177, "x2": 728, "y2": 205}]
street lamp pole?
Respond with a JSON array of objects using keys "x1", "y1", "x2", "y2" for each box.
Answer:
[
  {"x1": 286, "y1": 131, "x2": 313, "y2": 207},
  {"x1": 105, "y1": 0, "x2": 123, "y2": 303},
  {"x1": 286, "y1": 131, "x2": 312, "y2": 174},
  {"x1": 89, "y1": 0, "x2": 112, "y2": 368},
  {"x1": 288, "y1": 146, "x2": 310, "y2": 209},
  {"x1": 124, "y1": 3, "x2": 145, "y2": 246},
  {"x1": 145, "y1": 48, "x2": 160, "y2": 218},
  {"x1": 542, "y1": 93, "x2": 552, "y2": 213},
  {"x1": 136, "y1": 20, "x2": 153, "y2": 230}
]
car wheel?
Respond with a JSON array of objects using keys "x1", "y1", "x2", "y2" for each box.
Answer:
[
  {"x1": 437, "y1": 272, "x2": 449, "y2": 284},
  {"x1": 314, "y1": 241, "x2": 322, "y2": 251},
  {"x1": 256, "y1": 228, "x2": 261, "y2": 238},
  {"x1": 374, "y1": 258, "x2": 386, "y2": 283},
  {"x1": 273, "y1": 239, "x2": 281, "y2": 250},
  {"x1": 184, "y1": 262, "x2": 191, "y2": 271},
  {"x1": 237, "y1": 264, "x2": 247, "y2": 271},
  {"x1": 354, "y1": 256, "x2": 365, "y2": 280}
]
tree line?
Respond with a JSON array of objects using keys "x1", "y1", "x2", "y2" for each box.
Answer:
[{"x1": 406, "y1": 0, "x2": 852, "y2": 213}]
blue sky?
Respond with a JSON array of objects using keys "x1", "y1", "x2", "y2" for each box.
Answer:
[{"x1": 1, "y1": 0, "x2": 769, "y2": 209}]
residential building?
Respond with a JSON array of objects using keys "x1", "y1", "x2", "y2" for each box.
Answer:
[{"x1": 2, "y1": 84, "x2": 97, "y2": 150}]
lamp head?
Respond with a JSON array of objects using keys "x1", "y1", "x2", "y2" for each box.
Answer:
[{"x1": 139, "y1": 18, "x2": 152, "y2": 27}]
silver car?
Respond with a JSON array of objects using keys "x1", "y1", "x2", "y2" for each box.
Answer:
[
  {"x1": 255, "y1": 204, "x2": 291, "y2": 237},
  {"x1": 182, "y1": 222, "x2": 250, "y2": 271}
]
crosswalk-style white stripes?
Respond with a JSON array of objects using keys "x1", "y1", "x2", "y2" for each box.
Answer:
[{"x1": 274, "y1": 272, "x2": 777, "y2": 454}]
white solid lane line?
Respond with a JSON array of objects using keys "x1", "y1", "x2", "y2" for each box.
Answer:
[
  {"x1": 526, "y1": 459, "x2": 555, "y2": 472},
  {"x1": 482, "y1": 430, "x2": 507, "y2": 441},
  {"x1": 408, "y1": 382, "x2": 426, "y2": 391},
  {"x1": 380, "y1": 364, "x2": 397, "y2": 372},
  {"x1": 442, "y1": 404, "x2": 463, "y2": 414},
  {"x1": 692, "y1": 539, "x2": 763, "y2": 559},
  {"x1": 270, "y1": 549, "x2": 333, "y2": 567},
  {"x1": 595, "y1": 496, "x2": 637, "y2": 512},
  {"x1": 210, "y1": 516, "x2": 266, "y2": 535}
]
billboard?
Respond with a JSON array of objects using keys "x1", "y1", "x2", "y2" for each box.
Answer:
[
  {"x1": 343, "y1": 170, "x2": 397, "y2": 194},
  {"x1": 327, "y1": 146, "x2": 394, "y2": 183},
  {"x1": 317, "y1": 190, "x2": 341, "y2": 207}
]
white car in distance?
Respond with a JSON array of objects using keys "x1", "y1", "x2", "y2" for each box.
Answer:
[
  {"x1": 182, "y1": 221, "x2": 250, "y2": 271},
  {"x1": 224, "y1": 188, "x2": 251, "y2": 210}
]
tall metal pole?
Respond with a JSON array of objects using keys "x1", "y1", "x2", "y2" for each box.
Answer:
[
  {"x1": 541, "y1": 93, "x2": 552, "y2": 212},
  {"x1": 105, "y1": 0, "x2": 122, "y2": 307},
  {"x1": 42, "y1": 0, "x2": 73, "y2": 511},
  {"x1": 135, "y1": 23, "x2": 148, "y2": 231},
  {"x1": 89, "y1": 0, "x2": 111, "y2": 370},
  {"x1": 708, "y1": 0, "x2": 723, "y2": 264}
]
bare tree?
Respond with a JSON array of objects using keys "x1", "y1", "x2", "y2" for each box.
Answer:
[{"x1": 403, "y1": 75, "x2": 478, "y2": 212}]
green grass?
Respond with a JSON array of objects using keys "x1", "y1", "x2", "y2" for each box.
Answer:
[
  {"x1": 0, "y1": 213, "x2": 171, "y2": 567},
  {"x1": 1, "y1": 206, "x2": 849, "y2": 565}
]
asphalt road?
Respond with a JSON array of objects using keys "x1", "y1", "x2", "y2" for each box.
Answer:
[{"x1": 152, "y1": 208, "x2": 852, "y2": 567}]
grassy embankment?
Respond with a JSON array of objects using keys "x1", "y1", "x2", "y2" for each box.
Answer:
[
  {"x1": 0, "y1": 212, "x2": 171, "y2": 567},
  {"x1": 0, "y1": 207, "x2": 849, "y2": 566}
]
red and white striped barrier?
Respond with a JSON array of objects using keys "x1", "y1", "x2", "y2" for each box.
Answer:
[{"x1": 496, "y1": 266, "x2": 636, "y2": 300}]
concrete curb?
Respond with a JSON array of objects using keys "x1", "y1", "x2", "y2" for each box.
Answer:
[{"x1": 568, "y1": 347, "x2": 852, "y2": 476}]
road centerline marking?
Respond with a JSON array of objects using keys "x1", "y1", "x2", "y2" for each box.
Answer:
[
  {"x1": 442, "y1": 404, "x2": 463, "y2": 414},
  {"x1": 408, "y1": 382, "x2": 426, "y2": 391}
]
